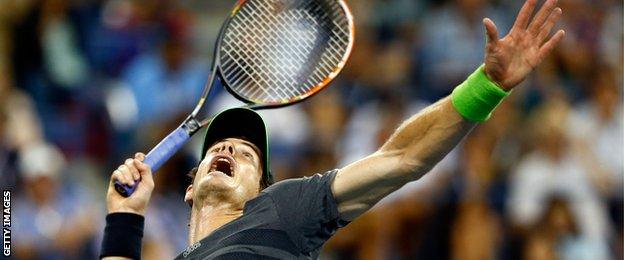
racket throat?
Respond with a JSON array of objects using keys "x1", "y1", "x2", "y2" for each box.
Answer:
[{"x1": 182, "y1": 116, "x2": 202, "y2": 135}]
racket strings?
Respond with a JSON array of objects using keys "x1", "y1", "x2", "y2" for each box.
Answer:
[
  {"x1": 226, "y1": 1, "x2": 321, "y2": 98},
  {"x1": 219, "y1": 0, "x2": 351, "y2": 103}
]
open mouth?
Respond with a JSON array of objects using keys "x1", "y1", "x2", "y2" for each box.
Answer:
[{"x1": 209, "y1": 155, "x2": 235, "y2": 177}]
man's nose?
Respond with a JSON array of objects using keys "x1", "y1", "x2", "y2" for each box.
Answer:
[{"x1": 217, "y1": 142, "x2": 235, "y2": 155}]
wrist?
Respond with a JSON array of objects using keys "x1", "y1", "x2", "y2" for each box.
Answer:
[
  {"x1": 451, "y1": 65, "x2": 510, "y2": 122},
  {"x1": 108, "y1": 207, "x2": 146, "y2": 216},
  {"x1": 100, "y1": 213, "x2": 145, "y2": 259},
  {"x1": 483, "y1": 66, "x2": 513, "y2": 91}
]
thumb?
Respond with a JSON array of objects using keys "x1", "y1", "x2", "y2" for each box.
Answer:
[{"x1": 483, "y1": 18, "x2": 499, "y2": 43}]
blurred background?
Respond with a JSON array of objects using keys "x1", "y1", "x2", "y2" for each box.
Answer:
[{"x1": 0, "y1": 0, "x2": 622, "y2": 259}]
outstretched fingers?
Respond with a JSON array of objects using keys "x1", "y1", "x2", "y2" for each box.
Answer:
[
  {"x1": 528, "y1": 0, "x2": 558, "y2": 35},
  {"x1": 512, "y1": 0, "x2": 537, "y2": 32},
  {"x1": 538, "y1": 30, "x2": 565, "y2": 60},
  {"x1": 537, "y1": 8, "x2": 562, "y2": 43},
  {"x1": 484, "y1": 18, "x2": 500, "y2": 43}
]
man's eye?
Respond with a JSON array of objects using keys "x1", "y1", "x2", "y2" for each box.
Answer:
[{"x1": 243, "y1": 152, "x2": 252, "y2": 159}]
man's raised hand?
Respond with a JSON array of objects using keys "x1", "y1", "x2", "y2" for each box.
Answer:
[
  {"x1": 483, "y1": 0, "x2": 565, "y2": 90},
  {"x1": 106, "y1": 153, "x2": 155, "y2": 215}
]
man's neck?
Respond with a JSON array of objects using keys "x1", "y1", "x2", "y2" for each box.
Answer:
[{"x1": 188, "y1": 201, "x2": 244, "y2": 244}]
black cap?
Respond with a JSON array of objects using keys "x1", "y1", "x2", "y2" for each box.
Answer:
[{"x1": 201, "y1": 108, "x2": 272, "y2": 187}]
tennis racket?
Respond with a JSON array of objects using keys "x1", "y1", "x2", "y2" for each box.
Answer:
[{"x1": 115, "y1": 0, "x2": 355, "y2": 197}]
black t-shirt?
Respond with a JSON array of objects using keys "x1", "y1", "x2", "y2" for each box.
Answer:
[{"x1": 175, "y1": 170, "x2": 349, "y2": 259}]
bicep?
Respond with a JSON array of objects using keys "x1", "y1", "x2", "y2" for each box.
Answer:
[
  {"x1": 331, "y1": 98, "x2": 474, "y2": 221},
  {"x1": 331, "y1": 151, "x2": 419, "y2": 221}
]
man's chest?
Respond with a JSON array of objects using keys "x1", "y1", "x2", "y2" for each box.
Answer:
[{"x1": 176, "y1": 196, "x2": 301, "y2": 259}]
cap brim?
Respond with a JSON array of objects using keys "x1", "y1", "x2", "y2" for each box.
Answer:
[{"x1": 201, "y1": 108, "x2": 270, "y2": 180}]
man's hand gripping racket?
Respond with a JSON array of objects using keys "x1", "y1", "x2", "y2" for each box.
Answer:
[{"x1": 113, "y1": 0, "x2": 355, "y2": 197}]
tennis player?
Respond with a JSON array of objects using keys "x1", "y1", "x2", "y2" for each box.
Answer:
[{"x1": 101, "y1": 0, "x2": 565, "y2": 259}]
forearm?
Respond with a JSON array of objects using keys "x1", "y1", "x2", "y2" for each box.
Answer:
[
  {"x1": 334, "y1": 67, "x2": 509, "y2": 220},
  {"x1": 379, "y1": 63, "x2": 511, "y2": 177},
  {"x1": 334, "y1": 97, "x2": 476, "y2": 220},
  {"x1": 379, "y1": 97, "x2": 476, "y2": 177}
]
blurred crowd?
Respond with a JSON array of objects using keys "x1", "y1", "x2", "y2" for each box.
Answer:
[{"x1": 0, "y1": 0, "x2": 621, "y2": 259}]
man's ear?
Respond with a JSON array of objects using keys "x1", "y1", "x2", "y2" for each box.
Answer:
[{"x1": 184, "y1": 185, "x2": 193, "y2": 207}]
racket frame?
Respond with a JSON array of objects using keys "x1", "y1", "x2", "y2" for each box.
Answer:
[
  {"x1": 114, "y1": 0, "x2": 355, "y2": 197},
  {"x1": 219, "y1": 0, "x2": 356, "y2": 111}
]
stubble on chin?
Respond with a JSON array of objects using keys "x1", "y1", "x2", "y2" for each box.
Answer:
[{"x1": 194, "y1": 175, "x2": 239, "y2": 204}]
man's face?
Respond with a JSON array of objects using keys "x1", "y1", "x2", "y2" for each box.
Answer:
[{"x1": 187, "y1": 138, "x2": 263, "y2": 206}]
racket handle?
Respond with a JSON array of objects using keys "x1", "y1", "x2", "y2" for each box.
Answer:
[
  {"x1": 114, "y1": 126, "x2": 191, "y2": 197},
  {"x1": 144, "y1": 127, "x2": 191, "y2": 170}
]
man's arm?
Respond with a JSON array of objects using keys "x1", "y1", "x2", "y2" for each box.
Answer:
[
  {"x1": 333, "y1": 98, "x2": 473, "y2": 220},
  {"x1": 101, "y1": 153, "x2": 154, "y2": 260},
  {"x1": 332, "y1": 0, "x2": 565, "y2": 221}
]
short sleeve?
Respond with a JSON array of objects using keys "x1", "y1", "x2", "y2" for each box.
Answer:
[{"x1": 263, "y1": 169, "x2": 348, "y2": 252}]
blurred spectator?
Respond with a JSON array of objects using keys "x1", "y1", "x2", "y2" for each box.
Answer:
[
  {"x1": 1, "y1": 83, "x2": 44, "y2": 152},
  {"x1": 13, "y1": 142, "x2": 101, "y2": 259},
  {"x1": 523, "y1": 197, "x2": 577, "y2": 260},
  {"x1": 508, "y1": 98, "x2": 610, "y2": 259},
  {"x1": 452, "y1": 201, "x2": 502, "y2": 260},
  {"x1": 40, "y1": 0, "x2": 89, "y2": 89},
  {"x1": 568, "y1": 67, "x2": 624, "y2": 257},
  {"x1": 120, "y1": 27, "x2": 207, "y2": 126},
  {"x1": 0, "y1": 65, "x2": 44, "y2": 189},
  {"x1": 451, "y1": 129, "x2": 503, "y2": 260},
  {"x1": 568, "y1": 68, "x2": 623, "y2": 198},
  {"x1": 598, "y1": 0, "x2": 623, "y2": 71}
]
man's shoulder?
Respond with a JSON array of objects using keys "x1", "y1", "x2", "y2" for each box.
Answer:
[{"x1": 261, "y1": 169, "x2": 339, "y2": 197}]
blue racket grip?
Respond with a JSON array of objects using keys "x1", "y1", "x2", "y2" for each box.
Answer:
[{"x1": 114, "y1": 127, "x2": 191, "y2": 197}]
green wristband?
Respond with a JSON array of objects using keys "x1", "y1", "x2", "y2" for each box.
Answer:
[{"x1": 451, "y1": 65, "x2": 510, "y2": 122}]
